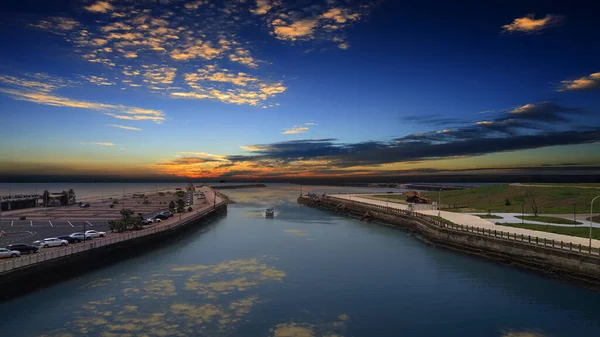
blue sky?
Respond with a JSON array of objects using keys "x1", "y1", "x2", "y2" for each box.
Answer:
[{"x1": 0, "y1": 0, "x2": 598, "y2": 180}]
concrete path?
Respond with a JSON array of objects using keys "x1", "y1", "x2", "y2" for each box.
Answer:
[
  {"x1": 469, "y1": 213, "x2": 600, "y2": 228},
  {"x1": 330, "y1": 194, "x2": 600, "y2": 248},
  {"x1": 510, "y1": 183, "x2": 600, "y2": 189}
]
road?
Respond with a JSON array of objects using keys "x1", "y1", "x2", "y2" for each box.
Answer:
[{"x1": 330, "y1": 194, "x2": 600, "y2": 248}]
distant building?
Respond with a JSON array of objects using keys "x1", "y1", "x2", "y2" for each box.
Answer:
[{"x1": 42, "y1": 189, "x2": 76, "y2": 207}]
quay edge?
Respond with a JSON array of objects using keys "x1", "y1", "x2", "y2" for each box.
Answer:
[
  {"x1": 298, "y1": 196, "x2": 600, "y2": 290},
  {"x1": 0, "y1": 203, "x2": 227, "y2": 302}
]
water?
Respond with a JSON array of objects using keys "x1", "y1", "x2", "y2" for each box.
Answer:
[{"x1": 1, "y1": 184, "x2": 599, "y2": 337}]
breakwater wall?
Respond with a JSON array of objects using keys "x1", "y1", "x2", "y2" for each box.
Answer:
[
  {"x1": 0, "y1": 203, "x2": 227, "y2": 302},
  {"x1": 299, "y1": 196, "x2": 600, "y2": 289}
]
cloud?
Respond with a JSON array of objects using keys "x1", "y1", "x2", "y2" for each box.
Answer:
[
  {"x1": 92, "y1": 142, "x2": 116, "y2": 146},
  {"x1": 85, "y1": 1, "x2": 114, "y2": 13},
  {"x1": 228, "y1": 48, "x2": 259, "y2": 68},
  {"x1": 558, "y1": 72, "x2": 600, "y2": 91},
  {"x1": 174, "y1": 65, "x2": 286, "y2": 106},
  {"x1": 272, "y1": 19, "x2": 319, "y2": 41},
  {"x1": 0, "y1": 73, "x2": 165, "y2": 123},
  {"x1": 251, "y1": 0, "x2": 275, "y2": 15},
  {"x1": 79, "y1": 75, "x2": 115, "y2": 86},
  {"x1": 108, "y1": 124, "x2": 141, "y2": 131},
  {"x1": 258, "y1": 2, "x2": 379, "y2": 48},
  {"x1": 501, "y1": 14, "x2": 563, "y2": 34},
  {"x1": 31, "y1": 17, "x2": 80, "y2": 34},
  {"x1": 282, "y1": 126, "x2": 309, "y2": 135}
]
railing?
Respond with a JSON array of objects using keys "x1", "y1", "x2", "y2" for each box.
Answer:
[
  {"x1": 322, "y1": 196, "x2": 600, "y2": 257},
  {"x1": 0, "y1": 200, "x2": 225, "y2": 274}
]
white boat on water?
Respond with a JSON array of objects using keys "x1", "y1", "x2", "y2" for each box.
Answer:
[{"x1": 265, "y1": 208, "x2": 274, "y2": 218}]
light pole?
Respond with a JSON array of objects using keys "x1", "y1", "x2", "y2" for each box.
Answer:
[
  {"x1": 590, "y1": 196, "x2": 600, "y2": 251},
  {"x1": 438, "y1": 187, "x2": 445, "y2": 217}
]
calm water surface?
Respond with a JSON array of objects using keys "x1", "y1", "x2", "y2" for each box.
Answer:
[{"x1": 1, "y1": 184, "x2": 599, "y2": 337}]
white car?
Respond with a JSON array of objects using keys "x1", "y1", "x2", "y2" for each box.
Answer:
[
  {"x1": 0, "y1": 248, "x2": 21, "y2": 258},
  {"x1": 85, "y1": 230, "x2": 106, "y2": 238},
  {"x1": 69, "y1": 232, "x2": 92, "y2": 241},
  {"x1": 38, "y1": 238, "x2": 68, "y2": 248}
]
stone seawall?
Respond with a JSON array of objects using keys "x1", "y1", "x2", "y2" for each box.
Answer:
[
  {"x1": 0, "y1": 203, "x2": 227, "y2": 302},
  {"x1": 299, "y1": 196, "x2": 600, "y2": 289}
]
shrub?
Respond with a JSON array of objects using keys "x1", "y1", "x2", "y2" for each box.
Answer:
[
  {"x1": 505, "y1": 198, "x2": 511, "y2": 206},
  {"x1": 20, "y1": 216, "x2": 26, "y2": 220},
  {"x1": 112, "y1": 200, "x2": 119, "y2": 205},
  {"x1": 109, "y1": 204, "x2": 115, "y2": 208},
  {"x1": 188, "y1": 207, "x2": 193, "y2": 212},
  {"x1": 142, "y1": 199, "x2": 151, "y2": 204}
]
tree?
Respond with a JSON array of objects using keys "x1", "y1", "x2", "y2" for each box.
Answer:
[
  {"x1": 176, "y1": 199, "x2": 185, "y2": 213},
  {"x1": 175, "y1": 191, "x2": 185, "y2": 198},
  {"x1": 187, "y1": 206, "x2": 193, "y2": 212},
  {"x1": 525, "y1": 188, "x2": 539, "y2": 216},
  {"x1": 108, "y1": 208, "x2": 143, "y2": 232},
  {"x1": 169, "y1": 200, "x2": 176, "y2": 212}
]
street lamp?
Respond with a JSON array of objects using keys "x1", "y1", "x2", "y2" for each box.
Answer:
[
  {"x1": 438, "y1": 187, "x2": 445, "y2": 217},
  {"x1": 590, "y1": 195, "x2": 600, "y2": 251}
]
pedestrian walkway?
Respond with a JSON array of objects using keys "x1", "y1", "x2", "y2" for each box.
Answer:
[
  {"x1": 470, "y1": 213, "x2": 600, "y2": 228},
  {"x1": 330, "y1": 194, "x2": 600, "y2": 248}
]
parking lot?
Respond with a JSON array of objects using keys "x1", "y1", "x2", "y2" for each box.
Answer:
[{"x1": 0, "y1": 220, "x2": 110, "y2": 246}]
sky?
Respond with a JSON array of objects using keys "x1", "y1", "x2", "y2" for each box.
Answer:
[{"x1": 0, "y1": 0, "x2": 599, "y2": 181}]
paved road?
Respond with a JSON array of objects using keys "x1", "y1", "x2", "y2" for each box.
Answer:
[{"x1": 331, "y1": 194, "x2": 600, "y2": 248}]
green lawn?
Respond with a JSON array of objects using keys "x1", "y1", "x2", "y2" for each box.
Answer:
[
  {"x1": 476, "y1": 214, "x2": 503, "y2": 219},
  {"x1": 515, "y1": 215, "x2": 581, "y2": 225},
  {"x1": 414, "y1": 184, "x2": 600, "y2": 214},
  {"x1": 497, "y1": 223, "x2": 600, "y2": 240}
]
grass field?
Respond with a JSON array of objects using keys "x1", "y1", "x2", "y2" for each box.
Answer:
[
  {"x1": 413, "y1": 184, "x2": 600, "y2": 214},
  {"x1": 476, "y1": 214, "x2": 503, "y2": 219},
  {"x1": 497, "y1": 223, "x2": 600, "y2": 240},
  {"x1": 515, "y1": 215, "x2": 581, "y2": 225}
]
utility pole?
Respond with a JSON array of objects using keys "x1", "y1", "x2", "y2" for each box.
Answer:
[
  {"x1": 573, "y1": 204, "x2": 576, "y2": 225},
  {"x1": 521, "y1": 204, "x2": 524, "y2": 224}
]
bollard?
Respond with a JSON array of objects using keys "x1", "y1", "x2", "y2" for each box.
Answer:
[
  {"x1": 536, "y1": 237, "x2": 538, "y2": 244},
  {"x1": 561, "y1": 241, "x2": 563, "y2": 249},
  {"x1": 579, "y1": 244, "x2": 581, "y2": 252},
  {"x1": 570, "y1": 242, "x2": 572, "y2": 250},
  {"x1": 494, "y1": 230, "x2": 496, "y2": 236}
]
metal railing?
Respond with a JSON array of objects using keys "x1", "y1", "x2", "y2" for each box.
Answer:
[
  {"x1": 324, "y1": 196, "x2": 600, "y2": 257},
  {"x1": 0, "y1": 200, "x2": 225, "y2": 274}
]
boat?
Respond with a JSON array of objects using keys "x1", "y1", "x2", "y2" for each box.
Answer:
[{"x1": 265, "y1": 208, "x2": 274, "y2": 218}]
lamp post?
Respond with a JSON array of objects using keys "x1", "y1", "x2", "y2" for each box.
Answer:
[
  {"x1": 574, "y1": 204, "x2": 576, "y2": 225},
  {"x1": 590, "y1": 196, "x2": 600, "y2": 251},
  {"x1": 438, "y1": 187, "x2": 445, "y2": 217},
  {"x1": 521, "y1": 204, "x2": 524, "y2": 224}
]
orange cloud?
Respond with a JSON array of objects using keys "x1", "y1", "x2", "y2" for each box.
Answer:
[
  {"x1": 501, "y1": 14, "x2": 563, "y2": 33},
  {"x1": 85, "y1": 1, "x2": 114, "y2": 14},
  {"x1": 558, "y1": 72, "x2": 600, "y2": 91}
]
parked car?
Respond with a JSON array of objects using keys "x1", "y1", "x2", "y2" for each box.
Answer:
[
  {"x1": 0, "y1": 248, "x2": 21, "y2": 258},
  {"x1": 6, "y1": 243, "x2": 38, "y2": 254},
  {"x1": 154, "y1": 213, "x2": 169, "y2": 221},
  {"x1": 69, "y1": 233, "x2": 92, "y2": 241},
  {"x1": 37, "y1": 238, "x2": 68, "y2": 248},
  {"x1": 57, "y1": 235, "x2": 82, "y2": 244},
  {"x1": 142, "y1": 217, "x2": 157, "y2": 225},
  {"x1": 85, "y1": 230, "x2": 105, "y2": 238},
  {"x1": 158, "y1": 211, "x2": 173, "y2": 218},
  {"x1": 79, "y1": 203, "x2": 90, "y2": 208}
]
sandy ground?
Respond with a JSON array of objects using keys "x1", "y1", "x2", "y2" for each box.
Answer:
[{"x1": 331, "y1": 194, "x2": 600, "y2": 248}]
